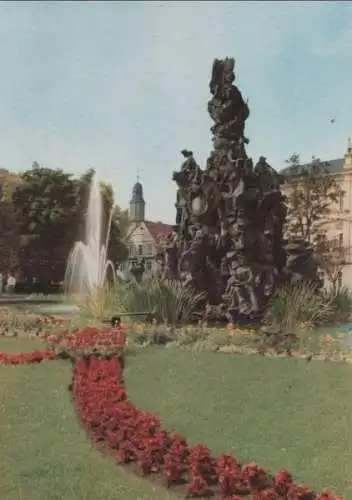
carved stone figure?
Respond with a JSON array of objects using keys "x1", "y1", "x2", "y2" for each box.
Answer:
[{"x1": 160, "y1": 57, "x2": 320, "y2": 322}]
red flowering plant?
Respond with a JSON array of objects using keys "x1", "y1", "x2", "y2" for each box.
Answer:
[
  {"x1": 316, "y1": 490, "x2": 344, "y2": 500},
  {"x1": 286, "y1": 484, "x2": 316, "y2": 499},
  {"x1": 241, "y1": 463, "x2": 271, "y2": 492},
  {"x1": 252, "y1": 489, "x2": 280, "y2": 500},
  {"x1": 274, "y1": 470, "x2": 293, "y2": 497},
  {"x1": 216, "y1": 453, "x2": 242, "y2": 496},
  {"x1": 0, "y1": 348, "x2": 56, "y2": 365},
  {"x1": 186, "y1": 444, "x2": 217, "y2": 496},
  {"x1": 164, "y1": 433, "x2": 190, "y2": 486},
  {"x1": 46, "y1": 326, "x2": 126, "y2": 359}
]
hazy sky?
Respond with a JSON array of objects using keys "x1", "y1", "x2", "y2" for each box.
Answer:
[{"x1": 0, "y1": 1, "x2": 351, "y2": 223}]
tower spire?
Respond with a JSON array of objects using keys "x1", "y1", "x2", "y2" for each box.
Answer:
[{"x1": 129, "y1": 174, "x2": 145, "y2": 222}]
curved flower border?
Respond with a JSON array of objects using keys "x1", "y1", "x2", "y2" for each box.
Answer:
[
  {"x1": 0, "y1": 327, "x2": 343, "y2": 499},
  {"x1": 71, "y1": 355, "x2": 342, "y2": 499},
  {"x1": 0, "y1": 348, "x2": 56, "y2": 364}
]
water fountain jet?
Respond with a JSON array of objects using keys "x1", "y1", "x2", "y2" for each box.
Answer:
[{"x1": 64, "y1": 173, "x2": 116, "y2": 296}]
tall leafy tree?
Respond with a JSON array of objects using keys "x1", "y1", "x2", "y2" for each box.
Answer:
[
  {"x1": 0, "y1": 200, "x2": 20, "y2": 274},
  {"x1": 315, "y1": 234, "x2": 346, "y2": 292},
  {"x1": 0, "y1": 170, "x2": 21, "y2": 274},
  {"x1": 113, "y1": 205, "x2": 129, "y2": 238},
  {"x1": 11, "y1": 163, "x2": 128, "y2": 282},
  {"x1": 284, "y1": 154, "x2": 343, "y2": 245},
  {"x1": 12, "y1": 162, "x2": 81, "y2": 281}
]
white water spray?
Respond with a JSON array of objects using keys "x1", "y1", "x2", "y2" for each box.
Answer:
[{"x1": 64, "y1": 173, "x2": 115, "y2": 295}]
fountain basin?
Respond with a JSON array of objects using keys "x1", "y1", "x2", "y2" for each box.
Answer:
[{"x1": 0, "y1": 295, "x2": 78, "y2": 316}]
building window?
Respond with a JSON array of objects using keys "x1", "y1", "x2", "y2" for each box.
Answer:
[
  {"x1": 138, "y1": 244, "x2": 143, "y2": 256},
  {"x1": 147, "y1": 244, "x2": 153, "y2": 255},
  {"x1": 146, "y1": 260, "x2": 152, "y2": 271}
]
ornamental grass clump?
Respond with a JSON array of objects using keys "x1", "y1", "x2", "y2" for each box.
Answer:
[
  {"x1": 264, "y1": 282, "x2": 335, "y2": 330},
  {"x1": 75, "y1": 284, "x2": 127, "y2": 323},
  {"x1": 118, "y1": 274, "x2": 206, "y2": 326},
  {"x1": 323, "y1": 285, "x2": 352, "y2": 323}
]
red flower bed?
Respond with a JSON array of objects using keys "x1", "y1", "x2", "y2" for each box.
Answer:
[
  {"x1": 45, "y1": 326, "x2": 126, "y2": 358},
  {"x1": 72, "y1": 354, "x2": 343, "y2": 499},
  {"x1": 0, "y1": 348, "x2": 56, "y2": 365}
]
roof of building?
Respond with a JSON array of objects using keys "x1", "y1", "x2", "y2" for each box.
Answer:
[
  {"x1": 125, "y1": 220, "x2": 173, "y2": 244},
  {"x1": 280, "y1": 157, "x2": 345, "y2": 179},
  {"x1": 144, "y1": 220, "x2": 173, "y2": 243}
]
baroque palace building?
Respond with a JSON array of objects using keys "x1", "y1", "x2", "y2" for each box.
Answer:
[
  {"x1": 120, "y1": 178, "x2": 172, "y2": 274},
  {"x1": 281, "y1": 138, "x2": 352, "y2": 288}
]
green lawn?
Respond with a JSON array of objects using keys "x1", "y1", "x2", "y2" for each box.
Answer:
[
  {"x1": 0, "y1": 338, "x2": 177, "y2": 500},
  {"x1": 1, "y1": 338, "x2": 352, "y2": 499},
  {"x1": 126, "y1": 347, "x2": 352, "y2": 497}
]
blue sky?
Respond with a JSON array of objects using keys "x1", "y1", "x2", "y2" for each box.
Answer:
[{"x1": 0, "y1": 1, "x2": 351, "y2": 223}]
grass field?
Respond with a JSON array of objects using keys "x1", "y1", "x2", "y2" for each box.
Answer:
[
  {"x1": 0, "y1": 338, "x2": 177, "y2": 500},
  {"x1": 1, "y1": 338, "x2": 352, "y2": 499},
  {"x1": 126, "y1": 347, "x2": 352, "y2": 497}
]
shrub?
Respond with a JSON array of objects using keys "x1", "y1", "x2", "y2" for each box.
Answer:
[{"x1": 264, "y1": 282, "x2": 335, "y2": 330}]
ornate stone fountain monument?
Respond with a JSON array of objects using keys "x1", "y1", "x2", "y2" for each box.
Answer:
[{"x1": 159, "y1": 57, "x2": 319, "y2": 323}]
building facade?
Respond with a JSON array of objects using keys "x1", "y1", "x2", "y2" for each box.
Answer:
[
  {"x1": 119, "y1": 179, "x2": 172, "y2": 274},
  {"x1": 281, "y1": 138, "x2": 352, "y2": 288}
]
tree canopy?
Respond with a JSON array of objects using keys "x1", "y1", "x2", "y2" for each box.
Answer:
[
  {"x1": 0, "y1": 170, "x2": 22, "y2": 273},
  {"x1": 284, "y1": 154, "x2": 343, "y2": 245},
  {"x1": 9, "y1": 162, "x2": 128, "y2": 282},
  {"x1": 284, "y1": 153, "x2": 345, "y2": 289},
  {"x1": 315, "y1": 234, "x2": 346, "y2": 291}
]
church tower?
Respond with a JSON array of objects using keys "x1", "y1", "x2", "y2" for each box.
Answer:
[{"x1": 129, "y1": 176, "x2": 145, "y2": 222}]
